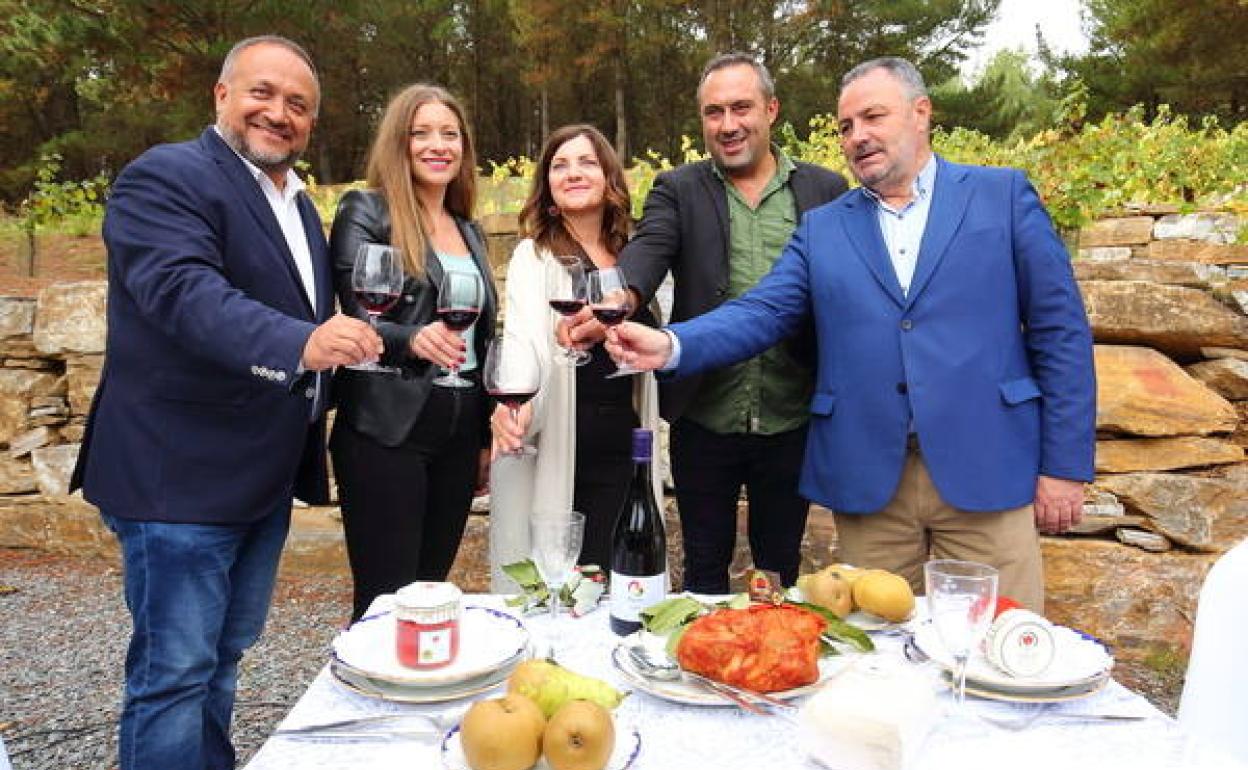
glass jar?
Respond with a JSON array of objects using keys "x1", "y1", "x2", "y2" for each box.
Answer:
[{"x1": 394, "y1": 581, "x2": 462, "y2": 669}]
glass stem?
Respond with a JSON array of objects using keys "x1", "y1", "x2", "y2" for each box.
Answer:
[{"x1": 954, "y1": 654, "x2": 968, "y2": 708}]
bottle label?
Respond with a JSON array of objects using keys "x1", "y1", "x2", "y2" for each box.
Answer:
[{"x1": 609, "y1": 571, "x2": 667, "y2": 623}]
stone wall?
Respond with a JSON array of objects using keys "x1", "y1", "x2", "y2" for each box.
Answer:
[{"x1": 0, "y1": 209, "x2": 1245, "y2": 676}]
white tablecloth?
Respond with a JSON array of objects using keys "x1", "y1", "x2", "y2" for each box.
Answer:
[{"x1": 243, "y1": 596, "x2": 1241, "y2": 770}]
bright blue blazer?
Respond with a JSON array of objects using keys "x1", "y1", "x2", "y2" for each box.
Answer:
[
  {"x1": 671, "y1": 157, "x2": 1096, "y2": 514},
  {"x1": 72, "y1": 128, "x2": 335, "y2": 524}
]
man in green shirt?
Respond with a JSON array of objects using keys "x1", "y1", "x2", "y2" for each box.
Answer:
[{"x1": 614, "y1": 53, "x2": 847, "y2": 592}]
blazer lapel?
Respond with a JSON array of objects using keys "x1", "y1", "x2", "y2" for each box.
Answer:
[
  {"x1": 697, "y1": 163, "x2": 732, "y2": 285},
  {"x1": 201, "y1": 129, "x2": 314, "y2": 314},
  {"x1": 842, "y1": 190, "x2": 906, "y2": 307},
  {"x1": 459, "y1": 219, "x2": 497, "y2": 325},
  {"x1": 906, "y1": 157, "x2": 971, "y2": 308},
  {"x1": 298, "y1": 194, "x2": 329, "y2": 321}
]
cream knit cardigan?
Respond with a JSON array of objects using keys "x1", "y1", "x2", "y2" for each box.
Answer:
[{"x1": 488, "y1": 238, "x2": 664, "y2": 592}]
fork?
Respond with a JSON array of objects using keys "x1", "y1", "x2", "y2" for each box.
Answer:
[{"x1": 274, "y1": 709, "x2": 460, "y2": 738}]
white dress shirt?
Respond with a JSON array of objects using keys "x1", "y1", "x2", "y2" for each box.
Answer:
[{"x1": 214, "y1": 127, "x2": 317, "y2": 313}]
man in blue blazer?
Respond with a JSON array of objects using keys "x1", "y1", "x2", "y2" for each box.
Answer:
[
  {"x1": 608, "y1": 57, "x2": 1095, "y2": 611},
  {"x1": 69, "y1": 36, "x2": 379, "y2": 769}
]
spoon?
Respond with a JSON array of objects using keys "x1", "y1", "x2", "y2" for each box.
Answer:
[{"x1": 624, "y1": 645, "x2": 795, "y2": 716}]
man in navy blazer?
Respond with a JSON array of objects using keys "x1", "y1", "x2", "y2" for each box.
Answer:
[
  {"x1": 608, "y1": 57, "x2": 1095, "y2": 611},
  {"x1": 70, "y1": 36, "x2": 379, "y2": 769}
]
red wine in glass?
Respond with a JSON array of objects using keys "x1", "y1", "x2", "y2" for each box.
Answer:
[
  {"x1": 487, "y1": 390, "x2": 537, "y2": 411},
  {"x1": 437, "y1": 307, "x2": 481, "y2": 332},
  {"x1": 591, "y1": 305, "x2": 630, "y2": 326},
  {"x1": 350, "y1": 244, "x2": 405, "y2": 373},
  {"x1": 549, "y1": 298, "x2": 587, "y2": 317},
  {"x1": 355, "y1": 291, "x2": 400, "y2": 315}
]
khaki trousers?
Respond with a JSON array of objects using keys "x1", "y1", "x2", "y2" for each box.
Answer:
[{"x1": 833, "y1": 444, "x2": 1045, "y2": 612}]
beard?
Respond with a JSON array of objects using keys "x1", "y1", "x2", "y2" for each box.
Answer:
[{"x1": 217, "y1": 120, "x2": 302, "y2": 171}]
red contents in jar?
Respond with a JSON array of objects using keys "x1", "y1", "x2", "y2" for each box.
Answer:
[{"x1": 396, "y1": 617, "x2": 460, "y2": 669}]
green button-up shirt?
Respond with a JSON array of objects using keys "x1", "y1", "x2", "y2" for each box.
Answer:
[{"x1": 685, "y1": 148, "x2": 813, "y2": 435}]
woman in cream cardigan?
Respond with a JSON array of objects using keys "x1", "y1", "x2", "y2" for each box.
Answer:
[{"x1": 489, "y1": 124, "x2": 663, "y2": 592}]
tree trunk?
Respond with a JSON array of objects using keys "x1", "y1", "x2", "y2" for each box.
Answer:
[{"x1": 614, "y1": 61, "x2": 628, "y2": 160}]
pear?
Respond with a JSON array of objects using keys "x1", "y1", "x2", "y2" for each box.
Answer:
[
  {"x1": 796, "y1": 571, "x2": 853, "y2": 618},
  {"x1": 507, "y1": 659, "x2": 626, "y2": 719}
]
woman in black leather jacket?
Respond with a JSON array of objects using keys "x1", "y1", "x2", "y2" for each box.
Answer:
[{"x1": 328, "y1": 84, "x2": 497, "y2": 621}]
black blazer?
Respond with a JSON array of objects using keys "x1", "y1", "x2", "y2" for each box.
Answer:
[
  {"x1": 329, "y1": 189, "x2": 498, "y2": 448},
  {"x1": 619, "y1": 159, "x2": 849, "y2": 422}
]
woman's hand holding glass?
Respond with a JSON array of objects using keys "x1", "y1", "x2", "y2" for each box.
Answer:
[
  {"x1": 490, "y1": 401, "x2": 533, "y2": 458},
  {"x1": 408, "y1": 321, "x2": 467, "y2": 369}
]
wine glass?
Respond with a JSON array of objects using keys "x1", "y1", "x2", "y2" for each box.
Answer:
[
  {"x1": 432, "y1": 270, "x2": 484, "y2": 388},
  {"x1": 484, "y1": 334, "x2": 541, "y2": 457},
  {"x1": 530, "y1": 511, "x2": 586, "y2": 632},
  {"x1": 348, "y1": 244, "x2": 404, "y2": 373},
  {"x1": 587, "y1": 266, "x2": 636, "y2": 378},
  {"x1": 546, "y1": 257, "x2": 590, "y2": 366},
  {"x1": 924, "y1": 559, "x2": 999, "y2": 710}
]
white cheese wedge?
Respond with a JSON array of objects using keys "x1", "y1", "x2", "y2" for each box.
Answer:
[{"x1": 798, "y1": 657, "x2": 938, "y2": 770}]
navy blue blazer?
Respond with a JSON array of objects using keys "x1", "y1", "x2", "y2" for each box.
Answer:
[
  {"x1": 71, "y1": 128, "x2": 335, "y2": 524},
  {"x1": 670, "y1": 157, "x2": 1097, "y2": 514}
]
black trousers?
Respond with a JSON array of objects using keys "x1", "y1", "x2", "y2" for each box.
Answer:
[
  {"x1": 330, "y1": 382, "x2": 484, "y2": 621},
  {"x1": 670, "y1": 418, "x2": 810, "y2": 593},
  {"x1": 573, "y1": 402, "x2": 640, "y2": 569}
]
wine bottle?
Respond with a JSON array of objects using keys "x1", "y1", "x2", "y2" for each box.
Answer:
[{"x1": 610, "y1": 429, "x2": 668, "y2": 636}]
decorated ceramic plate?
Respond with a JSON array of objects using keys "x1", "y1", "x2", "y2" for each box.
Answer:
[
  {"x1": 329, "y1": 646, "x2": 530, "y2": 704},
  {"x1": 332, "y1": 605, "x2": 530, "y2": 688},
  {"x1": 610, "y1": 632, "x2": 851, "y2": 707},
  {"x1": 440, "y1": 721, "x2": 641, "y2": 770},
  {"x1": 913, "y1": 621, "x2": 1112, "y2": 693}
]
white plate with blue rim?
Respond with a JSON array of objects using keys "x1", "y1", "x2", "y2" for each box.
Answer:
[{"x1": 332, "y1": 604, "x2": 531, "y2": 688}]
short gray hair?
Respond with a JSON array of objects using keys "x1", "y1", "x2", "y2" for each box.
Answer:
[
  {"x1": 218, "y1": 35, "x2": 318, "y2": 88},
  {"x1": 698, "y1": 52, "x2": 776, "y2": 101},
  {"x1": 841, "y1": 57, "x2": 927, "y2": 101}
]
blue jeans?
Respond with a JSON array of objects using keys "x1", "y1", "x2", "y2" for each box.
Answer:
[{"x1": 103, "y1": 503, "x2": 291, "y2": 770}]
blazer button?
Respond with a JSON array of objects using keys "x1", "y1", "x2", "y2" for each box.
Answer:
[
  {"x1": 304, "y1": 387, "x2": 316, "y2": 399},
  {"x1": 896, "y1": 382, "x2": 908, "y2": 394},
  {"x1": 900, "y1": 319, "x2": 913, "y2": 331}
]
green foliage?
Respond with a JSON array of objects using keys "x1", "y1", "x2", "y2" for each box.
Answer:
[{"x1": 22, "y1": 153, "x2": 109, "y2": 237}]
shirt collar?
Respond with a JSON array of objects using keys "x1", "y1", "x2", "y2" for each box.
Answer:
[
  {"x1": 213, "y1": 125, "x2": 305, "y2": 202},
  {"x1": 862, "y1": 153, "x2": 937, "y2": 212}
]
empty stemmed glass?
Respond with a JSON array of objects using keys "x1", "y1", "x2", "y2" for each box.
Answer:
[
  {"x1": 530, "y1": 511, "x2": 586, "y2": 634},
  {"x1": 348, "y1": 244, "x2": 404, "y2": 373},
  {"x1": 924, "y1": 559, "x2": 999, "y2": 709},
  {"x1": 433, "y1": 271, "x2": 484, "y2": 388},
  {"x1": 546, "y1": 257, "x2": 590, "y2": 366},
  {"x1": 484, "y1": 334, "x2": 542, "y2": 457},
  {"x1": 587, "y1": 266, "x2": 636, "y2": 378}
]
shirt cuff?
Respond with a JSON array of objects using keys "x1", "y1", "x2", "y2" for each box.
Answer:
[{"x1": 662, "y1": 329, "x2": 681, "y2": 371}]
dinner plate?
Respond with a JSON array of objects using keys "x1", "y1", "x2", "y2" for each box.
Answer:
[
  {"x1": 913, "y1": 621, "x2": 1112, "y2": 693},
  {"x1": 440, "y1": 721, "x2": 642, "y2": 770},
  {"x1": 332, "y1": 605, "x2": 530, "y2": 687},
  {"x1": 611, "y1": 632, "x2": 850, "y2": 707},
  {"x1": 329, "y1": 645, "x2": 530, "y2": 704},
  {"x1": 948, "y1": 671, "x2": 1111, "y2": 703}
]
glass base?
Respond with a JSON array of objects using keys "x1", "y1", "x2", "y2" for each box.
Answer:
[
  {"x1": 347, "y1": 361, "x2": 400, "y2": 374},
  {"x1": 433, "y1": 372, "x2": 475, "y2": 388},
  {"x1": 561, "y1": 349, "x2": 591, "y2": 367},
  {"x1": 606, "y1": 364, "x2": 638, "y2": 378}
]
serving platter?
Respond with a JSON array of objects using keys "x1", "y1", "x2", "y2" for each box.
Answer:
[{"x1": 610, "y1": 632, "x2": 851, "y2": 707}]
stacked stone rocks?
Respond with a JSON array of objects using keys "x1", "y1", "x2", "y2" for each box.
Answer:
[{"x1": 1044, "y1": 208, "x2": 1246, "y2": 666}]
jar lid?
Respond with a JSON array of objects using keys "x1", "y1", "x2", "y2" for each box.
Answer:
[
  {"x1": 985, "y1": 608, "x2": 1055, "y2": 678},
  {"x1": 395, "y1": 581, "x2": 462, "y2": 609}
]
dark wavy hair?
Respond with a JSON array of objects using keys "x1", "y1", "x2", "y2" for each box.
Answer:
[{"x1": 518, "y1": 124, "x2": 632, "y2": 257}]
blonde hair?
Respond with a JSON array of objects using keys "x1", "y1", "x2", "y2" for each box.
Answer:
[{"x1": 365, "y1": 84, "x2": 478, "y2": 276}]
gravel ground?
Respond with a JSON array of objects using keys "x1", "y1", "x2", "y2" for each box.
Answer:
[
  {"x1": 0, "y1": 547, "x2": 1183, "y2": 769},
  {"x1": 0, "y1": 548, "x2": 352, "y2": 770}
]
